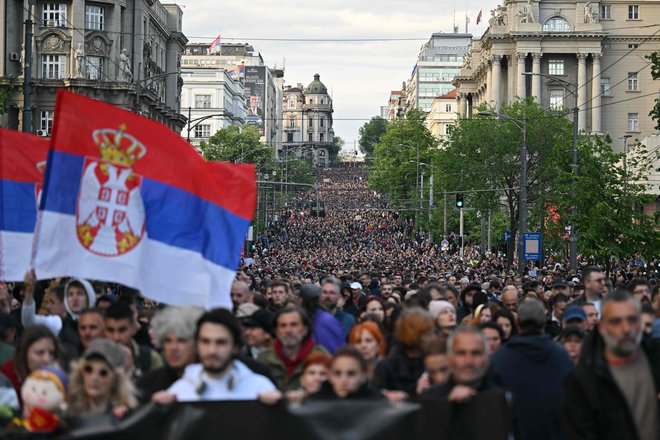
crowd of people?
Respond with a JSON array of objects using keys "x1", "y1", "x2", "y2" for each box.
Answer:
[{"x1": 0, "y1": 164, "x2": 658, "y2": 438}]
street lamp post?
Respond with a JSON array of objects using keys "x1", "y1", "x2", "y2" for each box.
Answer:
[
  {"x1": 479, "y1": 110, "x2": 527, "y2": 276},
  {"x1": 621, "y1": 134, "x2": 632, "y2": 196},
  {"x1": 411, "y1": 160, "x2": 436, "y2": 243},
  {"x1": 522, "y1": 72, "x2": 579, "y2": 273}
]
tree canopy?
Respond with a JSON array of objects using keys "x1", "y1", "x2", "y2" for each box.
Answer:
[{"x1": 358, "y1": 116, "x2": 387, "y2": 157}]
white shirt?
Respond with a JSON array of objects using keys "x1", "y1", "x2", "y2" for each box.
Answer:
[{"x1": 168, "y1": 360, "x2": 275, "y2": 402}]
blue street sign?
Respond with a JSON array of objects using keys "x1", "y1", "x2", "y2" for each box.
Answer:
[
  {"x1": 523, "y1": 232, "x2": 542, "y2": 261},
  {"x1": 503, "y1": 231, "x2": 511, "y2": 242}
]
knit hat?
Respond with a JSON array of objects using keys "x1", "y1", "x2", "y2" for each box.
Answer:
[{"x1": 428, "y1": 300, "x2": 455, "y2": 319}]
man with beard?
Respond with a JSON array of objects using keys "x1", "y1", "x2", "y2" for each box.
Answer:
[
  {"x1": 155, "y1": 308, "x2": 275, "y2": 401},
  {"x1": 257, "y1": 307, "x2": 328, "y2": 391},
  {"x1": 319, "y1": 277, "x2": 355, "y2": 337},
  {"x1": 564, "y1": 290, "x2": 660, "y2": 439}
]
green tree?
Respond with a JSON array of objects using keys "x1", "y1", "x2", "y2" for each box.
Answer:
[
  {"x1": 358, "y1": 116, "x2": 387, "y2": 157},
  {"x1": 329, "y1": 135, "x2": 344, "y2": 164},
  {"x1": 439, "y1": 99, "x2": 574, "y2": 266},
  {"x1": 647, "y1": 52, "x2": 660, "y2": 130},
  {"x1": 200, "y1": 125, "x2": 275, "y2": 172},
  {"x1": 548, "y1": 135, "x2": 660, "y2": 268},
  {"x1": 369, "y1": 109, "x2": 438, "y2": 216}
]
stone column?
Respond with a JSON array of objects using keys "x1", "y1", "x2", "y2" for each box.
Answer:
[
  {"x1": 485, "y1": 60, "x2": 493, "y2": 103},
  {"x1": 491, "y1": 55, "x2": 502, "y2": 110},
  {"x1": 531, "y1": 53, "x2": 542, "y2": 102},
  {"x1": 516, "y1": 52, "x2": 527, "y2": 98},
  {"x1": 591, "y1": 53, "x2": 602, "y2": 133},
  {"x1": 577, "y1": 53, "x2": 588, "y2": 131},
  {"x1": 460, "y1": 93, "x2": 468, "y2": 116},
  {"x1": 507, "y1": 55, "x2": 515, "y2": 102}
]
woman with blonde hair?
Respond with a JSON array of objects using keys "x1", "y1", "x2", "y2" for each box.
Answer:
[{"x1": 67, "y1": 339, "x2": 137, "y2": 418}]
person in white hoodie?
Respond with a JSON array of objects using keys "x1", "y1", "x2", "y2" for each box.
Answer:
[
  {"x1": 153, "y1": 308, "x2": 275, "y2": 402},
  {"x1": 22, "y1": 270, "x2": 96, "y2": 352}
]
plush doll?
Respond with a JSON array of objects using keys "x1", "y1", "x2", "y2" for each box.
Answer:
[{"x1": 19, "y1": 367, "x2": 68, "y2": 433}]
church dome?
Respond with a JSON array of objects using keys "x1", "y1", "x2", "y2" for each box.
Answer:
[{"x1": 305, "y1": 74, "x2": 328, "y2": 95}]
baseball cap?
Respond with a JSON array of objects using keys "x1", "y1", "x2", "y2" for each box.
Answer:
[
  {"x1": 563, "y1": 305, "x2": 587, "y2": 322},
  {"x1": 83, "y1": 338, "x2": 126, "y2": 370},
  {"x1": 559, "y1": 326, "x2": 586, "y2": 341},
  {"x1": 552, "y1": 280, "x2": 568, "y2": 288},
  {"x1": 350, "y1": 282, "x2": 362, "y2": 290},
  {"x1": 242, "y1": 309, "x2": 274, "y2": 334}
]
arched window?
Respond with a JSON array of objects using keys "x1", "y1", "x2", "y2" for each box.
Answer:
[{"x1": 543, "y1": 16, "x2": 572, "y2": 32}]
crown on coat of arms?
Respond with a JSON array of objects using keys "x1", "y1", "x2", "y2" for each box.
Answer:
[{"x1": 92, "y1": 124, "x2": 147, "y2": 167}]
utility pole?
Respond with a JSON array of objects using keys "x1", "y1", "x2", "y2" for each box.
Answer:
[
  {"x1": 459, "y1": 208, "x2": 464, "y2": 258},
  {"x1": 487, "y1": 208, "x2": 492, "y2": 253},
  {"x1": 621, "y1": 135, "x2": 632, "y2": 196},
  {"x1": 443, "y1": 191, "x2": 448, "y2": 239},
  {"x1": 568, "y1": 105, "x2": 579, "y2": 273},
  {"x1": 22, "y1": 1, "x2": 35, "y2": 133},
  {"x1": 428, "y1": 173, "x2": 434, "y2": 243},
  {"x1": 518, "y1": 110, "x2": 528, "y2": 276}
]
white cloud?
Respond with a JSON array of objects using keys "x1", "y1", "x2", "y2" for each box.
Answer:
[{"x1": 176, "y1": 0, "x2": 492, "y2": 143}]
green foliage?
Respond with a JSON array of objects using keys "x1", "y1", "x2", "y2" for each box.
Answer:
[
  {"x1": 0, "y1": 85, "x2": 14, "y2": 115},
  {"x1": 329, "y1": 136, "x2": 344, "y2": 164},
  {"x1": 358, "y1": 116, "x2": 387, "y2": 157},
  {"x1": 547, "y1": 135, "x2": 660, "y2": 263},
  {"x1": 369, "y1": 109, "x2": 439, "y2": 215},
  {"x1": 647, "y1": 52, "x2": 660, "y2": 131},
  {"x1": 200, "y1": 125, "x2": 271, "y2": 167}
]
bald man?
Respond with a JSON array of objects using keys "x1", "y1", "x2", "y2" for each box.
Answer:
[{"x1": 231, "y1": 281, "x2": 252, "y2": 313}]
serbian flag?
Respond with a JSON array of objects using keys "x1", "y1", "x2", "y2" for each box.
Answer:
[
  {"x1": 476, "y1": 9, "x2": 483, "y2": 24},
  {"x1": 209, "y1": 34, "x2": 222, "y2": 54},
  {"x1": 0, "y1": 129, "x2": 48, "y2": 281},
  {"x1": 32, "y1": 91, "x2": 256, "y2": 308}
]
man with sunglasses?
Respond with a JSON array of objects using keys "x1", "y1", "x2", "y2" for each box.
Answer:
[{"x1": 153, "y1": 308, "x2": 275, "y2": 402}]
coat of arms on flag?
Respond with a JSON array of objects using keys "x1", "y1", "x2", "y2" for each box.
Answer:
[{"x1": 76, "y1": 125, "x2": 146, "y2": 256}]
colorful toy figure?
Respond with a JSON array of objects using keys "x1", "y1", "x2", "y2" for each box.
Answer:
[{"x1": 20, "y1": 367, "x2": 68, "y2": 433}]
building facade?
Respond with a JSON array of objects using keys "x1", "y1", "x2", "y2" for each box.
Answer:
[
  {"x1": 281, "y1": 74, "x2": 334, "y2": 167},
  {"x1": 403, "y1": 32, "x2": 472, "y2": 113},
  {"x1": 0, "y1": 0, "x2": 188, "y2": 134},
  {"x1": 179, "y1": 65, "x2": 245, "y2": 146},
  {"x1": 182, "y1": 43, "x2": 284, "y2": 150},
  {"x1": 453, "y1": 0, "x2": 659, "y2": 143},
  {"x1": 425, "y1": 89, "x2": 458, "y2": 139}
]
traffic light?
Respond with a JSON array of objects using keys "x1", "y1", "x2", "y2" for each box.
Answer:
[{"x1": 455, "y1": 193, "x2": 464, "y2": 208}]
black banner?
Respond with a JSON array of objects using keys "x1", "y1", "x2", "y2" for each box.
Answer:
[{"x1": 2, "y1": 391, "x2": 511, "y2": 440}]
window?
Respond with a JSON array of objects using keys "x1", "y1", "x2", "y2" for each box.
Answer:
[
  {"x1": 287, "y1": 133, "x2": 293, "y2": 142},
  {"x1": 288, "y1": 118, "x2": 295, "y2": 128},
  {"x1": 43, "y1": 3, "x2": 67, "y2": 27},
  {"x1": 320, "y1": 133, "x2": 324, "y2": 142},
  {"x1": 194, "y1": 124, "x2": 211, "y2": 138},
  {"x1": 40, "y1": 111, "x2": 54, "y2": 136},
  {"x1": 445, "y1": 104, "x2": 452, "y2": 112},
  {"x1": 628, "y1": 43, "x2": 639, "y2": 49},
  {"x1": 543, "y1": 17, "x2": 571, "y2": 32},
  {"x1": 42, "y1": 55, "x2": 65, "y2": 79},
  {"x1": 85, "y1": 5, "x2": 104, "y2": 30},
  {"x1": 444, "y1": 124, "x2": 452, "y2": 135},
  {"x1": 628, "y1": 5, "x2": 639, "y2": 19},
  {"x1": 86, "y1": 56, "x2": 103, "y2": 80},
  {"x1": 320, "y1": 118, "x2": 324, "y2": 127},
  {"x1": 627, "y1": 72, "x2": 638, "y2": 91},
  {"x1": 548, "y1": 59, "x2": 565, "y2": 75},
  {"x1": 600, "y1": 4, "x2": 612, "y2": 19},
  {"x1": 319, "y1": 150, "x2": 326, "y2": 156},
  {"x1": 308, "y1": 133, "x2": 312, "y2": 142},
  {"x1": 627, "y1": 113, "x2": 638, "y2": 132},
  {"x1": 308, "y1": 117, "x2": 313, "y2": 128},
  {"x1": 195, "y1": 94, "x2": 211, "y2": 109},
  {"x1": 549, "y1": 89, "x2": 564, "y2": 109},
  {"x1": 601, "y1": 78, "x2": 612, "y2": 96}
]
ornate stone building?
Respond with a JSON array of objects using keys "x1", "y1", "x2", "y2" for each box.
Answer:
[
  {"x1": 0, "y1": 0, "x2": 188, "y2": 134},
  {"x1": 453, "y1": 0, "x2": 659, "y2": 143},
  {"x1": 281, "y1": 74, "x2": 334, "y2": 167}
]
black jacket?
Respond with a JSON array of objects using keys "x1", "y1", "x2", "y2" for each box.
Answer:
[
  {"x1": 373, "y1": 344, "x2": 425, "y2": 397},
  {"x1": 137, "y1": 365, "x2": 181, "y2": 403},
  {"x1": 563, "y1": 332, "x2": 660, "y2": 440}
]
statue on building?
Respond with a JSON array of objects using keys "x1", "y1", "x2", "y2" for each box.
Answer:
[
  {"x1": 495, "y1": 5, "x2": 507, "y2": 25},
  {"x1": 584, "y1": 1, "x2": 597, "y2": 23},
  {"x1": 117, "y1": 49, "x2": 132, "y2": 82},
  {"x1": 18, "y1": 44, "x2": 25, "y2": 76},
  {"x1": 74, "y1": 43, "x2": 85, "y2": 78},
  {"x1": 518, "y1": 0, "x2": 537, "y2": 23}
]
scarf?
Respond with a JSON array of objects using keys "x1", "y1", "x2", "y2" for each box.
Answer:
[{"x1": 275, "y1": 338, "x2": 315, "y2": 376}]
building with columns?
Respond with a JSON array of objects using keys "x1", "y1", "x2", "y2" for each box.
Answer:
[
  {"x1": 281, "y1": 74, "x2": 334, "y2": 167},
  {"x1": 453, "y1": 0, "x2": 659, "y2": 144}
]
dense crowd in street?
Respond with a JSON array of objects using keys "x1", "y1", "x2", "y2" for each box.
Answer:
[{"x1": 0, "y1": 164, "x2": 658, "y2": 438}]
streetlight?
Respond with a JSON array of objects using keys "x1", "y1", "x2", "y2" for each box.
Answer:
[
  {"x1": 478, "y1": 110, "x2": 527, "y2": 276},
  {"x1": 186, "y1": 110, "x2": 234, "y2": 143},
  {"x1": 620, "y1": 134, "x2": 632, "y2": 196},
  {"x1": 522, "y1": 71, "x2": 579, "y2": 273},
  {"x1": 411, "y1": 160, "x2": 437, "y2": 243}
]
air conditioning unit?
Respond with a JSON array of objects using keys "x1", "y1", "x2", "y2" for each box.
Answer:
[
  {"x1": 10, "y1": 53, "x2": 20, "y2": 61},
  {"x1": 37, "y1": 130, "x2": 48, "y2": 137}
]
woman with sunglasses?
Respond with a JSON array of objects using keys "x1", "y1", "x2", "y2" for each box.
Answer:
[
  {"x1": 66, "y1": 339, "x2": 137, "y2": 418},
  {"x1": 306, "y1": 347, "x2": 382, "y2": 401}
]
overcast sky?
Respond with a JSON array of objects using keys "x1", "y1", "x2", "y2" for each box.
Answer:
[{"x1": 176, "y1": 0, "x2": 491, "y2": 150}]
